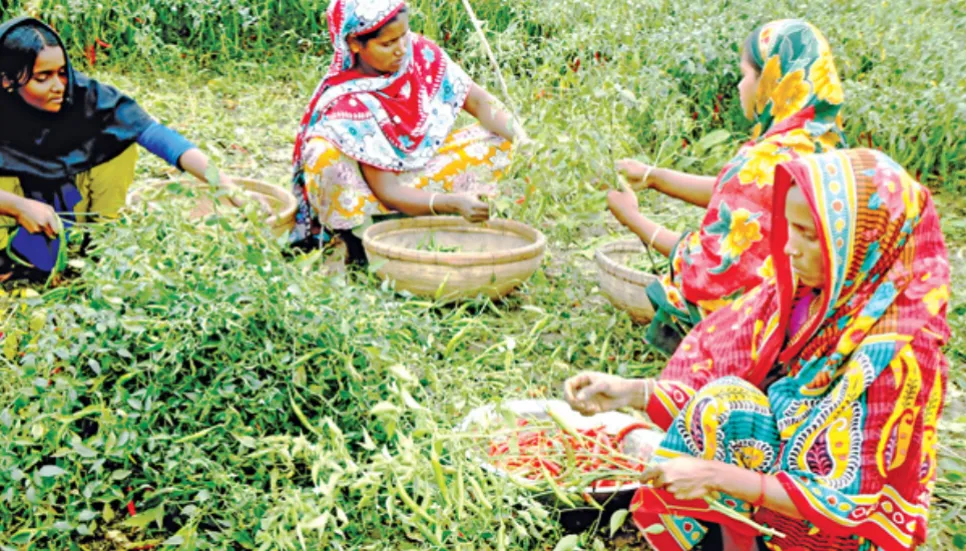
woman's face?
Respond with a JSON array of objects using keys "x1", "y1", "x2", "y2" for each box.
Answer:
[
  {"x1": 784, "y1": 185, "x2": 826, "y2": 289},
  {"x1": 350, "y1": 13, "x2": 411, "y2": 75},
  {"x1": 16, "y1": 45, "x2": 67, "y2": 113},
  {"x1": 738, "y1": 53, "x2": 760, "y2": 120}
]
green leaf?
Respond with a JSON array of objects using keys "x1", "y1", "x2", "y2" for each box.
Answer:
[
  {"x1": 9, "y1": 530, "x2": 35, "y2": 544},
  {"x1": 111, "y1": 469, "x2": 132, "y2": 481},
  {"x1": 370, "y1": 401, "x2": 399, "y2": 416},
  {"x1": 609, "y1": 508, "x2": 629, "y2": 537},
  {"x1": 953, "y1": 533, "x2": 966, "y2": 550},
  {"x1": 553, "y1": 534, "x2": 580, "y2": 551},
  {"x1": 121, "y1": 505, "x2": 164, "y2": 529},
  {"x1": 72, "y1": 441, "x2": 97, "y2": 459},
  {"x1": 38, "y1": 465, "x2": 67, "y2": 478},
  {"x1": 204, "y1": 164, "x2": 221, "y2": 187},
  {"x1": 696, "y1": 129, "x2": 731, "y2": 152}
]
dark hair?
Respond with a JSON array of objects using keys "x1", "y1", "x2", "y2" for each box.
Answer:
[
  {"x1": 0, "y1": 23, "x2": 62, "y2": 91},
  {"x1": 353, "y1": 7, "x2": 409, "y2": 46},
  {"x1": 742, "y1": 27, "x2": 763, "y2": 75}
]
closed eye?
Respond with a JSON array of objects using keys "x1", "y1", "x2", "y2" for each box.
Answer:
[{"x1": 792, "y1": 223, "x2": 817, "y2": 241}]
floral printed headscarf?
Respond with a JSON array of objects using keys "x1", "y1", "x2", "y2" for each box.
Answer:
[
  {"x1": 648, "y1": 149, "x2": 949, "y2": 551},
  {"x1": 292, "y1": 0, "x2": 471, "y2": 174},
  {"x1": 746, "y1": 19, "x2": 845, "y2": 142},
  {"x1": 645, "y1": 20, "x2": 847, "y2": 354}
]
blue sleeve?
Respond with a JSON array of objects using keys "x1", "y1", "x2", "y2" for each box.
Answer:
[{"x1": 136, "y1": 122, "x2": 196, "y2": 169}]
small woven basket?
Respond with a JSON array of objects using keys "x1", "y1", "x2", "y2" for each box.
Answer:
[
  {"x1": 127, "y1": 177, "x2": 296, "y2": 238},
  {"x1": 362, "y1": 216, "x2": 546, "y2": 301},
  {"x1": 594, "y1": 239, "x2": 659, "y2": 323}
]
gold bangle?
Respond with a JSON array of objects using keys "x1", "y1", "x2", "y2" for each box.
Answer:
[
  {"x1": 429, "y1": 193, "x2": 438, "y2": 216},
  {"x1": 648, "y1": 226, "x2": 662, "y2": 249}
]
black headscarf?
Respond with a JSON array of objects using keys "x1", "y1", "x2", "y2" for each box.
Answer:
[{"x1": 0, "y1": 17, "x2": 154, "y2": 189}]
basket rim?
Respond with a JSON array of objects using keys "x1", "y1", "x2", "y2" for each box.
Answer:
[
  {"x1": 594, "y1": 239, "x2": 661, "y2": 286},
  {"x1": 129, "y1": 176, "x2": 296, "y2": 227},
  {"x1": 362, "y1": 216, "x2": 546, "y2": 267}
]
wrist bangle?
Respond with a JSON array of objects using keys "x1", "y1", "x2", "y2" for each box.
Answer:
[
  {"x1": 648, "y1": 226, "x2": 662, "y2": 249},
  {"x1": 642, "y1": 379, "x2": 652, "y2": 409},
  {"x1": 752, "y1": 472, "x2": 767, "y2": 508},
  {"x1": 429, "y1": 193, "x2": 438, "y2": 216}
]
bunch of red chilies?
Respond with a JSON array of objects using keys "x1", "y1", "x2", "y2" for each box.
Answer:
[{"x1": 487, "y1": 418, "x2": 654, "y2": 490}]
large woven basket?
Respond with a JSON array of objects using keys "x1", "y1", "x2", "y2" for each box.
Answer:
[
  {"x1": 362, "y1": 216, "x2": 546, "y2": 301},
  {"x1": 595, "y1": 239, "x2": 659, "y2": 323},
  {"x1": 126, "y1": 177, "x2": 296, "y2": 238}
]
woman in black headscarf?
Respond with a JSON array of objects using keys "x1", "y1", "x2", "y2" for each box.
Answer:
[{"x1": 0, "y1": 17, "x2": 231, "y2": 282}]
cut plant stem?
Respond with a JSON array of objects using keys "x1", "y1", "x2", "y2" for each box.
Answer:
[{"x1": 704, "y1": 498, "x2": 786, "y2": 539}]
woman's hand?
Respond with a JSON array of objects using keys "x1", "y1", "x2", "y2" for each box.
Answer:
[
  {"x1": 616, "y1": 159, "x2": 658, "y2": 191},
  {"x1": 564, "y1": 372, "x2": 648, "y2": 415},
  {"x1": 14, "y1": 197, "x2": 60, "y2": 238},
  {"x1": 452, "y1": 193, "x2": 490, "y2": 223},
  {"x1": 606, "y1": 189, "x2": 641, "y2": 227},
  {"x1": 220, "y1": 175, "x2": 273, "y2": 216},
  {"x1": 641, "y1": 458, "x2": 723, "y2": 501}
]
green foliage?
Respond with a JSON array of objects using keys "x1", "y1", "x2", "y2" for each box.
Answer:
[
  {"x1": 2, "y1": 0, "x2": 964, "y2": 188},
  {"x1": 1, "y1": 0, "x2": 965, "y2": 549}
]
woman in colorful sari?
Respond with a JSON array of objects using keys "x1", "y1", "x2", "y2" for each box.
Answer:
[
  {"x1": 607, "y1": 20, "x2": 845, "y2": 354},
  {"x1": 291, "y1": 0, "x2": 526, "y2": 266},
  {"x1": 567, "y1": 148, "x2": 950, "y2": 551},
  {"x1": 0, "y1": 17, "x2": 239, "y2": 284}
]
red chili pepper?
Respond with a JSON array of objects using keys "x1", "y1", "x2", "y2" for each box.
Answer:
[
  {"x1": 540, "y1": 459, "x2": 562, "y2": 477},
  {"x1": 570, "y1": 57, "x2": 580, "y2": 72},
  {"x1": 488, "y1": 422, "x2": 648, "y2": 484},
  {"x1": 95, "y1": 38, "x2": 111, "y2": 49},
  {"x1": 126, "y1": 486, "x2": 137, "y2": 517},
  {"x1": 85, "y1": 44, "x2": 96, "y2": 67}
]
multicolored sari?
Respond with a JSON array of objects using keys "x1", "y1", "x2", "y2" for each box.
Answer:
[
  {"x1": 633, "y1": 149, "x2": 950, "y2": 551},
  {"x1": 646, "y1": 20, "x2": 846, "y2": 354},
  {"x1": 290, "y1": 0, "x2": 507, "y2": 241}
]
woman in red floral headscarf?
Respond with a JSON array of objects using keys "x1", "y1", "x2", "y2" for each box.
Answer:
[
  {"x1": 567, "y1": 149, "x2": 950, "y2": 551},
  {"x1": 607, "y1": 20, "x2": 846, "y2": 354},
  {"x1": 291, "y1": 0, "x2": 526, "y2": 265}
]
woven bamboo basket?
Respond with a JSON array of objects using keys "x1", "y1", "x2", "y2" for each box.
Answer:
[
  {"x1": 362, "y1": 216, "x2": 546, "y2": 301},
  {"x1": 595, "y1": 239, "x2": 659, "y2": 323},
  {"x1": 126, "y1": 177, "x2": 296, "y2": 238}
]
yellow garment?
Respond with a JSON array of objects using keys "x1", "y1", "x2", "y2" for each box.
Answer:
[{"x1": 302, "y1": 124, "x2": 512, "y2": 231}]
